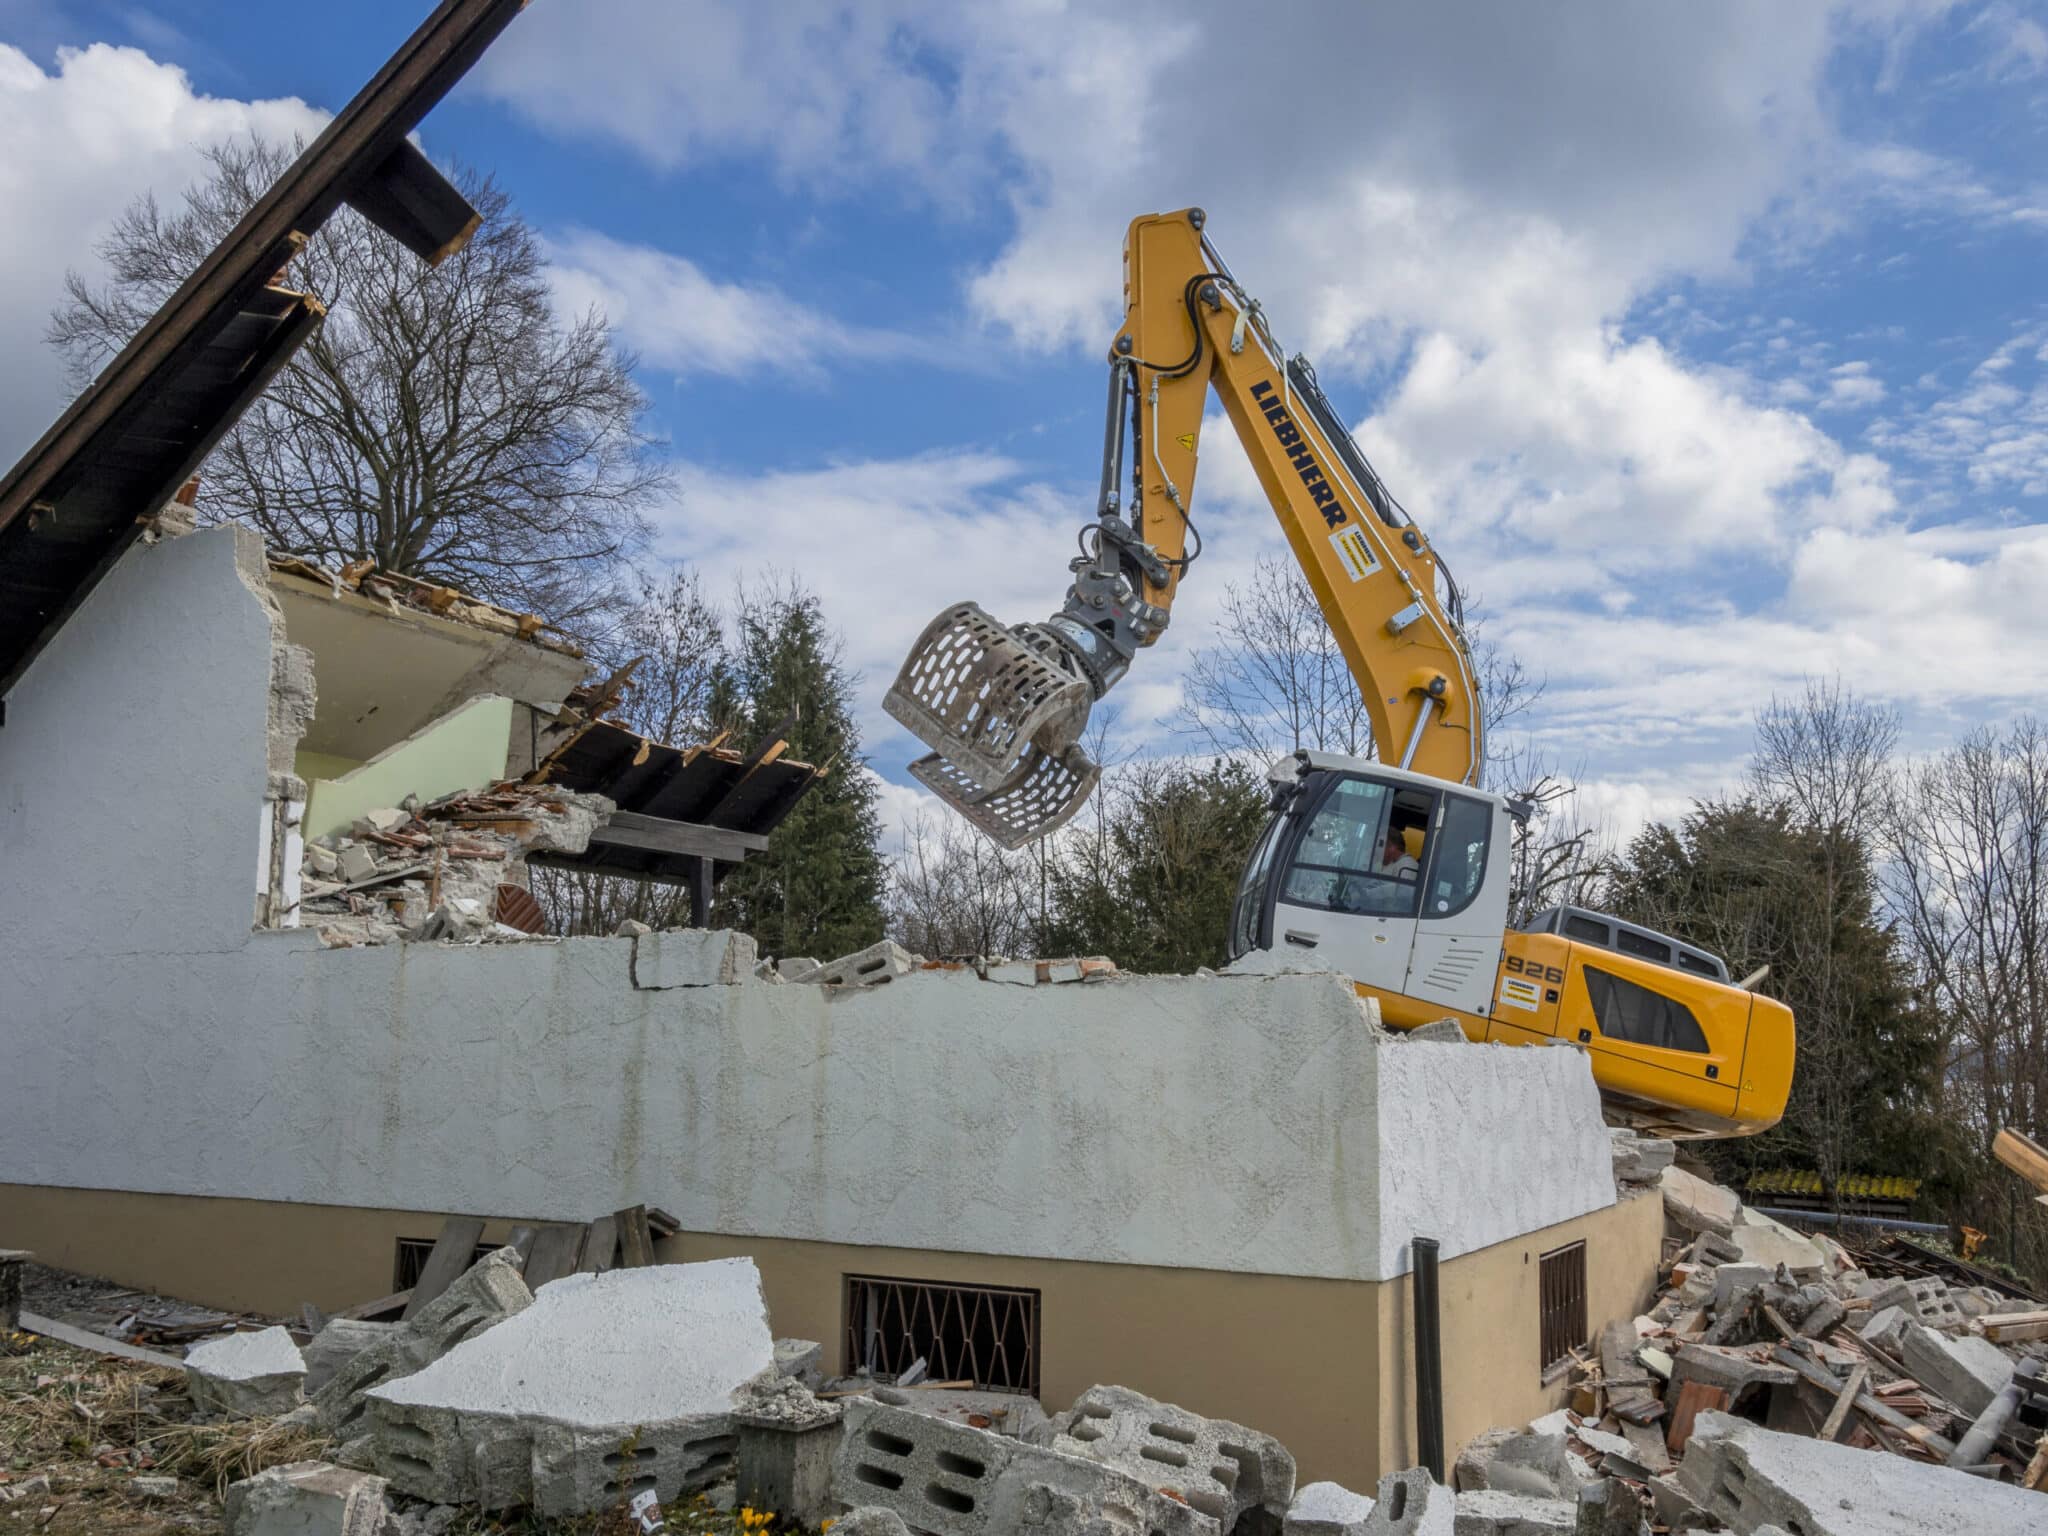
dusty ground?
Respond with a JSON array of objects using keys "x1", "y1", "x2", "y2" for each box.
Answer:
[{"x1": 0, "y1": 1329, "x2": 789, "y2": 1535}]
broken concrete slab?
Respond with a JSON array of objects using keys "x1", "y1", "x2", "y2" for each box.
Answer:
[
  {"x1": 1898, "y1": 1321, "x2": 2015, "y2": 1417},
  {"x1": 1678, "y1": 1410, "x2": 2042, "y2": 1534},
  {"x1": 223, "y1": 1460, "x2": 387, "y2": 1536},
  {"x1": 1857, "y1": 1305, "x2": 1911, "y2": 1354},
  {"x1": 1362, "y1": 1468, "x2": 1454, "y2": 1534},
  {"x1": 1725, "y1": 1214, "x2": 1823, "y2": 1278},
  {"x1": 313, "y1": 1248, "x2": 532, "y2": 1440},
  {"x1": 1286, "y1": 1480, "x2": 1376, "y2": 1536},
  {"x1": 834, "y1": 1396, "x2": 1217, "y2": 1536},
  {"x1": 1407, "y1": 1020, "x2": 1469, "y2": 1044},
  {"x1": 366, "y1": 1258, "x2": 771, "y2": 1515},
  {"x1": 774, "y1": 1337, "x2": 824, "y2": 1384},
  {"x1": 1667, "y1": 1345, "x2": 1795, "y2": 1410},
  {"x1": 1607, "y1": 1130, "x2": 1675, "y2": 1185},
  {"x1": 1711, "y1": 1263, "x2": 1772, "y2": 1310},
  {"x1": 1657, "y1": 1167, "x2": 1738, "y2": 1237},
  {"x1": 834, "y1": 1510, "x2": 914, "y2": 1536},
  {"x1": 186, "y1": 1325, "x2": 306, "y2": 1418},
  {"x1": 1053, "y1": 1382, "x2": 1294, "y2": 1530},
  {"x1": 1449, "y1": 1489, "x2": 1574, "y2": 1534},
  {"x1": 632, "y1": 928, "x2": 758, "y2": 988}
]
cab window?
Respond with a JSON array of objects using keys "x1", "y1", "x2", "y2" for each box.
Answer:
[
  {"x1": 1279, "y1": 777, "x2": 1429, "y2": 918},
  {"x1": 1421, "y1": 793, "x2": 1490, "y2": 920},
  {"x1": 1230, "y1": 812, "x2": 1287, "y2": 958}
]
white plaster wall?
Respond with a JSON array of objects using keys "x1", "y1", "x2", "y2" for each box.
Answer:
[
  {"x1": 0, "y1": 526, "x2": 275, "y2": 958},
  {"x1": 0, "y1": 527, "x2": 1618, "y2": 1283}
]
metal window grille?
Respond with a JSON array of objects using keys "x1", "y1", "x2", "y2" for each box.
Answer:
[
  {"x1": 394, "y1": 1238, "x2": 494, "y2": 1292},
  {"x1": 1538, "y1": 1241, "x2": 1587, "y2": 1377},
  {"x1": 844, "y1": 1274, "x2": 1040, "y2": 1394}
]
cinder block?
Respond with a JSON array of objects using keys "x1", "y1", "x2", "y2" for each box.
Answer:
[
  {"x1": 736, "y1": 1416, "x2": 843, "y2": 1526},
  {"x1": 835, "y1": 1397, "x2": 1217, "y2": 1536},
  {"x1": 364, "y1": 1398, "x2": 473, "y2": 1505},
  {"x1": 223, "y1": 1460, "x2": 388, "y2": 1536},
  {"x1": 1448, "y1": 1430, "x2": 1574, "y2": 1500},
  {"x1": 1286, "y1": 1480, "x2": 1376, "y2": 1536},
  {"x1": 1898, "y1": 1322, "x2": 2014, "y2": 1417},
  {"x1": 314, "y1": 1249, "x2": 531, "y2": 1438},
  {"x1": 303, "y1": 1319, "x2": 398, "y2": 1397},
  {"x1": 1857, "y1": 1305, "x2": 1911, "y2": 1354},
  {"x1": 1054, "y1": 1382, "x2": 1294, "y2": 1530},
  {"x1": 775, "y1": 1338, "x2": 824, "y2": 1383},
  {"x1": 1362, "y1": 1468, "x2": 1454, "y2": 1534},
  {"x1": 806, "y1": 940, "x2": 919, "y2": 988},
  {"x1": 528, "y1": 1415, "x2": 737, "y2": 1518}
]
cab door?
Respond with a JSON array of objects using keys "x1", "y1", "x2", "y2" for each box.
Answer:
[
  {"x1": 1266, "y1": 775, "x2": 1418, "y2": 996},
  {"x1": 1404, "y1": 792, "x2": 1510, "y2": 1017}
]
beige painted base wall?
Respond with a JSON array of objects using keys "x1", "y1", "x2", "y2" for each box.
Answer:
[{"x1": 0, "y1": 1183, "x2": 1660, "y2": 1486}]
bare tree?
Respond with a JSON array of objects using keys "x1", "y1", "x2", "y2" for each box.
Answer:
[
  {"x1": 49, "y1": 137, "x2": 663, "y2": 630},
  {"x1": 888, "y1": 808, "x2": 1042, "y2": 960},
  {"x1": 1884, "y1": 718, "x2": 2048, "y2": 1278}
]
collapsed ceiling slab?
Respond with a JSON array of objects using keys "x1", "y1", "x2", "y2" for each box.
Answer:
[{"x1": 0, "y1": 0, "x2": 530, "y2": 698}]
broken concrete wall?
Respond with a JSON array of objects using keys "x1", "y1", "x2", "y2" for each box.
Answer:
[
  {"x1": 0, "y1": 524, "x2": 298, "y2": 953},
  {"x1": 0, "y1": 935, "x2": 1616, "y2": 1285}
]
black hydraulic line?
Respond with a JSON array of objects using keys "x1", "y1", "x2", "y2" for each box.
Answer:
[{"x1": 1413, "y1": 1236, "x2": 1445, "y2": 1482}]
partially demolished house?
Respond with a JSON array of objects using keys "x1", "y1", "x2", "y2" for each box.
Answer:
[{"x1": 2, "y1": 0, "x2": 1673, "y2": 1499}]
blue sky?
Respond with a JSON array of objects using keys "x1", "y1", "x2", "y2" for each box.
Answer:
[{"x1": 3, "y1": 2, "x2": 2046, "y2": 846}]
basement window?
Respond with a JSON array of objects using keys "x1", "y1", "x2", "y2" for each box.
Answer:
[
  {"x1": 843, "y1": 1274, "x2": 1040, "y2": 1395},
  {"x1": 394, "y1": 1237, "x2": 495, "y2": 1292},
  {"x1": 1538, "y1": 1241, "x2": 1587, "y2": 1378}
]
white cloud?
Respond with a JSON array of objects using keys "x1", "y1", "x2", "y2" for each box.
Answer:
[
  {"x1": 1825, "y1": 360, "x2": 1888, "y2": 409},
  {"x1": 0, "y1": 44, "x2": 326, "y2": 463},
  {"x1": 545, "y1": 230, "x2": 937, "y2": 381}
]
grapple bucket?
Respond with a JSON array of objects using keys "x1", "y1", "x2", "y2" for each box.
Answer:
[{"x1": 885, "y1": 601, "x2": 1101, "y2": 848}]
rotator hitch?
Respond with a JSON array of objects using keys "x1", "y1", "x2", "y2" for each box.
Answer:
[{"x1": 886, "y1": 364, "x2": 1175, "y2": 847}]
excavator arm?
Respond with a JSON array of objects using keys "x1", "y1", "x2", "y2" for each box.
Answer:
[{"x1": 887, "y1": 208, "x2": 1482, "y2": 846}]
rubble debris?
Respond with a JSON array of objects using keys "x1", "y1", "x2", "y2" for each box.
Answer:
[
  {"x1": 834, "y1": 1509, "x2": 915, "y2": 1536},
  {"x1": 302, "y1": 1318, "x2": 397, "y2": 1397},
  {"x1": 832, "y1": 1394, "x2": 1218, "y2": 1536},
  {"x1": 870, "y1": 1383, "x2": 1053, "y2": 1441},
  {"x1": 365, "y1": 1258, "x2": 771, "y2": 1515},
  {"x1": 223, "y1": 1460, "x2": 388, "y2": 1536},
  {"x1": 1285, "y1": 1480, "x2": 1376, "y2": 1536},
  {"x1": 298, "y1": 780, "x2": 612, "y2": 947},
  {"x1": 1658, "y1": 1166, "x2": 1740, "y2": 1237},
  {"x1": 1451, "y1": 1429, "x2": 1577, "y2": 1499},
  {"x1": 1405, "y1": 1019, "x2": 1469, "y2": 1044},
  {"x1": 1678, "y1": 1410, "x2": 2043, "y2": 1534},
  {"x1": 1052, "y1": 1382, "x2": 1295, "y2": 1529},
  {"x1": 632, "y1": 927, "x2": 760, "y2": 988},
  {"x1": 313, "y1": 1248, "x2": 532, "y2": 1441},
  {"x1": 185, "y1": 1325, "x2": 306, "y2": 1418},
  {"x1": 1897, "y1": 1319, "x2": 2015, "y2": 1417},
  {"x1": 775, "y1": 1337, "x2": 825, "y2": 1383}
]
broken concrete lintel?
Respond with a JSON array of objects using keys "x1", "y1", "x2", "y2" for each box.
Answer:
[{"x1": 631, "y1": 928, "x2": 759, "y2": 989}]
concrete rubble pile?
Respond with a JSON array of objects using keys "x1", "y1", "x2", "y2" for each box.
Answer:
[
  {"x1": 298, "y1": 779, "x2": 612, "y2": 947},
  {"x1": 755, "y1": 935, "x2": 1121, "y2": 990},
  {"x1": 1449, "y1": 1160, "x2": 2048, "y2": 1535}
]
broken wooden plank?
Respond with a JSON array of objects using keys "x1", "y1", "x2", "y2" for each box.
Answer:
[
  {"x1": 578, "y1": 1215, "x2": 617, "y2": 1274},
  {"x1": 400, "y1": 1216, "x2": 486, "y2": 1320},
  {"x1": 1769, "y1": 1345, "x2": 1957, "y2": 1458},
  {"x1": 616, "y1": 1204, "x2": 656, "y2": 1268},
  {"x1": 1665, "y1": 1380, "x2": 1728, "y2": 1456},
  {"x1": 520, "y1": 1223, "x2": 585, "y2": 1289},
  {"x1": 19, "y1": 1311, "x2": 184, "y2": 1369},
  {"x1": 1993, "y1": 1128, "x2": 2048, "y2": 1195},
  {"x1": 645, "y1": 1207, "x2": 681, "y2": 1237},
  {"x1": 1980, "y1": 1310, "x2": 2048, "y2": 1343},
  {"x1": 2023, "y1": 1431, "x2": 2048, "y2": 1492},
  {"x1": 587, "y1": 812, "x2": 769, "y2": 863},
  {"x1": 1819, "y1": 1363, "x2": 1868, "y2": 1442},
  {"x1": 333, "y1": 1288, "x2": 411, "y2": 1322}
]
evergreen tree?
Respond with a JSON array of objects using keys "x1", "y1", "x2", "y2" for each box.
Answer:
[
  {"x1": 1038, "y1": 759, "x2": 1269, "y2": 972},
  {"x1": 1607, "y1": 800, "x2": 1953, "y2": 1194},
  {"x1": 708, "y1": 580, "x2": 886, "y2": 961}
]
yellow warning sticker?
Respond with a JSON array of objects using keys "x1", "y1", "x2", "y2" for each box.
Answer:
[
  {"x1": 1499, "y1": 976, "x2": 1541, "y2": 1013},
  {"x1": 1330, "y1": 526, "x2": 1381, "y2": 582},
  {"x1": 1176, "y1": 432, "x2": 1197, "y2": 451}
]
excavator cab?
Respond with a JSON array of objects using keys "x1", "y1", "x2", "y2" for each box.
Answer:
[{"x1": 1229, "y1": 752, "x2": 1513, "y2": 1024}]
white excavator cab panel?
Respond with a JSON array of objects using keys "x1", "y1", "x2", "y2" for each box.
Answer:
[{"x1": 1231, "y1": 753, "x2": 1511, "y2": 1021}]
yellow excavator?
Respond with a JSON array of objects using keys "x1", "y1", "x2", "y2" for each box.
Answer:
[{"x1": 885, "y1": 209, "x2": 1793, "y2": 1140}]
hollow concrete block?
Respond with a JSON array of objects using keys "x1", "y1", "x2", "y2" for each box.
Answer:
[
  {"x1": 736, "y1": 1415, "x2": 843, "y2": 1527},
  {"x1": 1285, "y1": 1480, "x2": 1376, "y2": 1536},
  {"x1": 1362, "y1": 1469, "x2": 1454, "y2": 1535},
  {"x1": 223, "y1": 1460, "x2": 388, "y2": 1536},
  {"x1": 1449, "y1": 1489, "x2": 1575, "y2": 1534},
  {"x1": 528, "y1": 1415, "x2": 737, "y2": 1519},
  {"x1": 1054, "y1": 1381, "x2": 1294, "y2": 1531}
]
